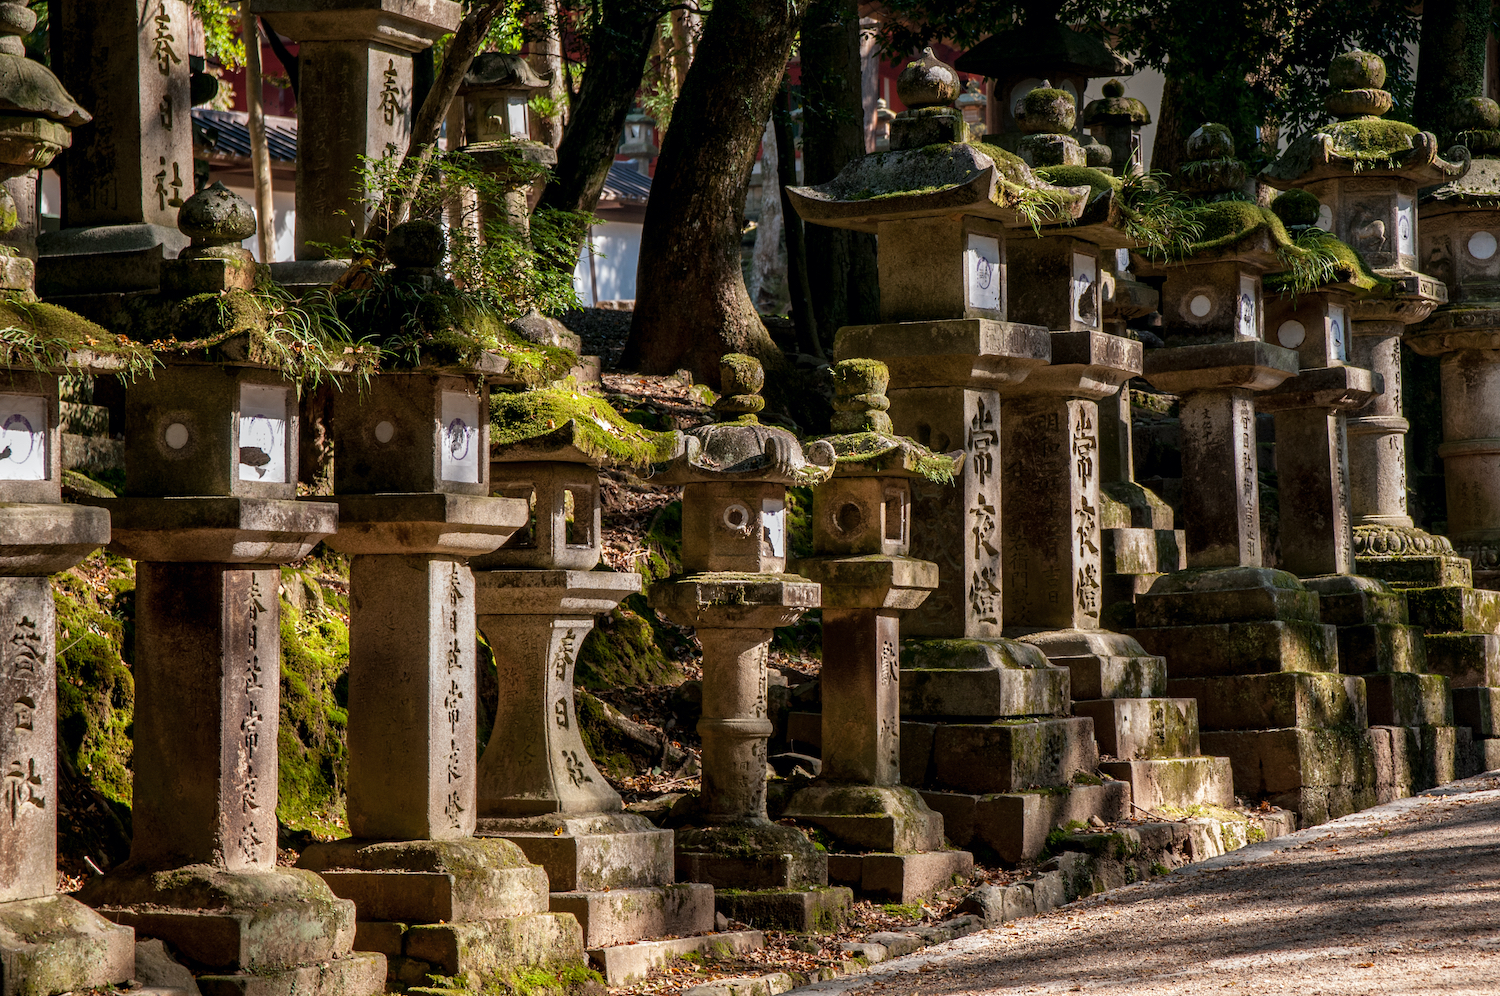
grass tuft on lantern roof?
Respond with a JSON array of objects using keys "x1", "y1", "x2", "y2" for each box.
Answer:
[
  {"x1": 1265, "y1": 229, "x2": 1390, "y2": 296},
  {"x1": 490, "y1": 388, "x2": 679, "y2": 467},
  {"x1": 0, "y1": 293, "x2": 156, "y2": 379}
]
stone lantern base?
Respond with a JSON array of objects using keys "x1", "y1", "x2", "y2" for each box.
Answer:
[
  {"x1": 0, "y1": 895, "x2": 134, "y2": 996},
  {"x1": 1403, "y1": 585, "x2": 1500, "y2": 774}
]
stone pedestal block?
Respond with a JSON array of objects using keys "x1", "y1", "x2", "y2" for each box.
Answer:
[
  {"x1": 898, "y1": 637, "x2": 1069, "y2": 718},
  {"x1": 1363, "y1": 672, "x2": 1454, "y2": 727},
  {"x1": 1406, "y1": 586, "x2": 1500, "y2": 635},
  {"x1": 1368, "y1": 724, "x2": 1457, "y2": 800},
  {"x1": 825, "y1": 851, "x2": 975, "y2": 904},
  {"x1": 713, "y1": 888, "x2": 853, "y2": 934},
  {"x1": 0, "y1": 894, "x2": 134, "y2": 996},
  {"x1": 1424, "y1": 633, "x2": 1500, "y2": 687},
  {"x1": 919, "y1": 781, "x2": 1131, "y2": 864},
  {"x1": 194, "y1": 954, "x2": 387, "y2": 996},
  {"x1": 1199, "y1": 727, "x2": 1377, "y2": 824},
  {"x1": 1128, "y1": 620, "x2": 1340, "y2": 676},
  {"x1": 927, "y1": 717, "x2": 1099, "y2": 793},
  {"x1": 1096, "y1": 757, "x2": 1234, "y2": 811},
  {"x1": 1453, "y1": 686, "x2": 1500, "y2": 736},
  {"x1": 673, "y1": 822, "x2": 827, "y2": 891},
  {"x1": 1167, "y1": 673, "x2": 1367, "y2": 731},
  {"x1": 781, "y1": 784, "x2": 944, "y2": 853},
  {"x1": 550, "y1": 884, "x2": 714, "y2": 949},
  {"x1": 1072, "y1": 698, "x2": 1201, "y2": 759},
  {"x1": 1051, "y1": 652, "x2": 1166, "y2": 699},
  {"x1": 475, "y1": 813, "x2": 673, "y2": 892},
  {"x1": 402, "y1": 913, "x2": 584, "y2": 977}
]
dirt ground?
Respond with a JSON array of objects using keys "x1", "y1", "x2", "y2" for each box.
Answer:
[{"x1": 792, "y1": 773, "x2": 1500, "y2": 996}]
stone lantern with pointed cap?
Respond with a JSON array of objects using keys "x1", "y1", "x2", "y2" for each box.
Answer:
[
  {"x1": 649, "y1": 355, "x2": 843, "y2": 915},
  {"x1": 1081, "y1": 79, "x2": 1151, "y2": 176},
  {"x1": 1259, "y1": 49, "x2": 1468, "y2": 587},
  {"x1": 458, "y1": 52, "x2": 558, "y2": 237}
]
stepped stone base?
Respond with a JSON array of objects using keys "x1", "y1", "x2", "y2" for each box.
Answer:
[
  {"x1": 1200, "y1": 727, "x2": 1376, "y2": 826},
  {"x1": 195, "y1": 954, "x2": 387, "y2": 996},
  {"x1": 474, "y1": 812, "x2": 674, "y2": 891},
  {"x1": 675, "y1": 822, "x2": 827, "y2": 891},
  {"x1": 586, "y1": 930, "x2": 765, "y2": 986},
  {"x1": 1453, "y1": 686, "x2": 1500, "y2": 735},
  {"x1": 713, "y1": 888, "x2": 852, "y2": 934},
  {"x1": 0, "y1": 894, "x2": 135, "y2": 996},
  {"x1": 1364, "y1": 673, "x2": 1454, "y2": 727},
  {"x1": 1167, "y1": 673, "x2": 1366, "y2": 731},
  {"x1": 1073, "y1": 698, "x2": 1200, "y2": 758},
  {"x1": 1406, "y1": 586, "x2": 1500, "y2": 634},
  {"x1": 1369, "y1": 725, "x2": 1457, "y2": 802},
  {"x1": 550, "y1": 884, "x2": 714, "y2": 948},
  {"x1": 1127, "y1": 620, "x2": 1339, "y2": 676},
  {"x1": 1424, "y1": 633, "x2": 1500, "y2": 687},
  {"x1": 919, "y1": 780, "x2": 1131, "y2": 865},
  {"x1": 1097, "y1": 757, "x2": 1234, "y2": 812},
  {"x1": 357, "y1": 913, "x2": 583, "y2": 981},
  {"x1": 782, "y1": 784, "x2": 944, "y2": 853},
  {"x1": 1355, "y1": 554, "x2": 1473, "y2": 589},
  {"x1": 825, "y1": 851, "x2": 975, "y2": 904},
  {"x1": 1333, "y1": 623, "x2": 1426, "y2": 674},
  {"x1": 1052, "y1": 653, "x2": 1166, "y2": 700},
  {"x1": 899, "y1": 639, "x2": 1069, "y2": 719},
  {"x1": 913, "y1": 717, "x2": 1098, "y2": 794}
]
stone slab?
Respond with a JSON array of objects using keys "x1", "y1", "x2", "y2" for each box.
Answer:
[
  {"x1": 85, "y1": 497, "x2": 338, "y2": 563},
  {"x1": 712, "y1": 888, "x2": 852, "y2": 934},
  {"x1": 1135, "y1": 581, "x2": 1321, "y2": 627},
  {"x1": 1356, "y1": 554, "x2": 1474, "y2": 590},
  {"x1": 919, "y1": 781, "x2": 1130, "y2": 864},
  {"x1": 1127, "y1": 620, "x2": 1339, "y2": 676},
  {"x1": 1368, "y1": 725, "x2": 1458, "y2": 801},
  {"x1": 549, "y1": 884, "x2": 714, "y2": 949},
  {"x1": 320, "y1": 493, "x2": 526, "y2": 557},
  {"x1": 1052, "y1": 654, "x2": 1167, "y2": 700},
  {"x1": 1363, "y1": 672, "x2": 1454, "y2": 727},
  {"x1": 824, "y1": 851, "x2": 974, "y2": 904},
  {"x1": 674, "y1": 823, "x2": 826, "y2": 891},
  {"x1": 782, "y1": 784, "x2": 944, "y2": 853},
  {"x1": 1199, "y1": 728, "x2": 1377, "y2": 825},
  {"x1": 1423, "y1": 633, "x2": 1500, "y2": 687},
  {"x1": 1096, "y1": 757, "x2": 1235, "y2": 812},
  {"x1": 585, "y1": 930, "x2": 765, "y2": 986},
  {"x1": 898, "y1": 665, "x2": 1069, "y2": 719},
  {"x1": 194, "y1": 953, "x2": 387, "y2": 996},
  {"x1": 681, "y1": 973, "x2": 793, "y2": 996},
  {"x1": 477, "y1": 816, "x2": 674, "y2": 891},
  {"x1": 1167, "y1": 673, "x2": 1367, "y2": 731},
  {"x1": 928, "y1": 717, "x2": 1098, "y2": 793},
  {"x1": 352, "y1": 921, "x2": 405, "y2": 958},
  {"x1": 1453, "y1": 686, "x2": 1500, "y2": 736},
  {"x1": 0, "y1": 502, "x2": 110, "y2": 575},
  {"x1": 1072, "y1": 697, "x2": 1200, "y2": 759},
  {"x1": 0, "y1": 894, "x2": 135, "y2": 996},
  {"x1": 1405, "y1": 586, "x2": 1500, "y2": 635},
  {"x1": 403, "y1": 912, "x2": 583, "y2": 977},
  {"x1": 1332, "y1": 622, "x2": 1426, "y2": 675},
  {"x1": 1307, "y1": 581, "x2": 1409, "y2": 627}
]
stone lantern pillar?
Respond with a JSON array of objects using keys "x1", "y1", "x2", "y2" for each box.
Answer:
[
  {"x1": 0, "y1": 16, "x2": 132, "y2": 985},
  {"x1": 469, "y1": 397, "x2": 717, "y2": 955},
  {"x1": 75, "y1": 188, "x2": 388, "y2": 991},
  {"x1": 1258, "y1": 50, "x2": 1468, "y2": 587},
  {"x1": 650, "y1": 355, "x2": 848, "y2": 927},
  {"x1": 782, "y1": 360, "x2": 973, "y2": 902},
  {"x1": 250, "y1": 0, "x2": 460, "y2": 263},
  {"x1": 295, "y1": 224, "x2": 583, "y2": 984},
  {"x1": 1080, "y1": 80, "x2": 1151, "y2": 177},
  {"x1": 457, "y1": 53, "x2": 558, "y2": 239}
]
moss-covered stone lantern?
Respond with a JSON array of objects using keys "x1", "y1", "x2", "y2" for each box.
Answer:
[
  {"x1": 1081, "y1": 79, "x2": 1151, "y2": 176},
  {"x1": 458, "y1": 52, "x2": 558, "y2": 239},
  {"x1": 1259, "y1": 49, "x2": 1468, "y2": 587}
]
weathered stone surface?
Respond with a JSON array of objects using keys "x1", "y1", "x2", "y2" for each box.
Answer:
[
  {"x1": 1368, "y1": 725, "x2": 1458, "y2": 800},
  {"x1": 93, "y1": 497, "x2": 337, "y2": 563},
  {"x1": 1453, "y1": 686, "x2": 1500, "y2": 736},
  {"x1": 899, "y1": 638, "x2": 1069, "y2": 718},
  {"x1": 675, "y1": 822, "x2": 826, "y2": 890},
  {"x1": 193, "y1": 952, "x2": 386, "y2": 996},
  {"x1": 1072, "y1": 697, "x2": 1200, "y2": 759},
  {"x1": 550, "y1": 883, "x2": 714, "y2": 949},
  {"x1": 1199, "y1": 727, "x2": 1377, "y2": 824},
  {"x1": 1331, "y1": 622, "x2": 1426, "y2": 674},
  {"x1": 1128, "y1": 620, "x2": 1339, "y2": 676},
  {"x1": 929, "y1": 718, "x2": 1098, "y2": 793},
  {"x1": 1051, "y1": 653, "x2": 1167, "y2": 699},
  {"x1": 135, "y1": 938, "x2": 201, "y2": 995},
  {"x1": 1363, "y1": 672, "x2": 1454, "y2": 727},
  {"x1": 812, "y1": 608, "x2": 905, "y2": 785},
  {"x1": 1424, "y1": 633, "x2": 1500, "y2": 687},
  {"x1": 0, "y1": 894, "x2": 134, "y2": 996},
  {"x1": 1406, "y1": 586, "x2": 1500, "y2": 635},
  {"x1": 920, "y1": 781, "x2": 1130, "y2": 862},
  {"x1": 1167, "y1": 673, "x2": 1366, "y2": 731},
  {"x1": 0, "y1": 578, "x2": 60, "y2": 904},
  {"x1": 1135, "y1": 567, "x2": 1322, "y2": 626},
  {"x1": 0, "y1": 503, "x2": 109, "y2": 575},
  {"x1": 402, "y1": 912, "x2": 583, "y2": 977},
  {"x1": 1356, "y1": 551, "x2": 1474, "y2": 590},
  {"x1": 712, "y1": 887, "x2": 852, "y2": 934},
  {"x1": 476, "y1": 813, "x2": 673, "y2": 891},
  {"x1": 1304, "y1": 574, "x2": 1409, "y2": 626},
  {"x1": 782, "y1": 784, "x2": 944, "y2": 853},
  {"x1": 585, "y1": 930, "x2": 765, "y2": 986},
  {"x1": 1096, "y1": 757, "x2": 1234, "y2": 812},
  {"x1": 322, "y1": 494, "x2": 523, "y2": 557},
  {"x1": 824, "y1": 851, "x2": 973, "y2": 904},
  {"x1": 681, "y1": 973, "x2": 793, "y2": 996}
]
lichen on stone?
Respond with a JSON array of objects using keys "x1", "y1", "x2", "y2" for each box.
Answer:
[{"x1": 819, "y1": 431, "x2": 961, "y2": 484}]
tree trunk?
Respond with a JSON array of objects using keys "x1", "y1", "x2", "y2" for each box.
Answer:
[
  {"x1": 751, "y1": 116, "x2": 788, "y2": 313},
  {"x1": 669, "y1": 9, "x2": 698, "y2": 89},
  {"x1": 1152, "y1": 73, "x2": 1187, "y2": 183},
  {"x1": 798, "y1": 0, "x2": 877, "y2": 352},
  {"x1": 1415, "y1": 0, "x2": 1490, "y2": 145},
  {"x1": 537, "y1": 0, "x2": 659, "y2": 221},
  {"x1": 622, "y1": 0, "x2": 807, "y2": 383},
  {"x1": 775, "y1": 81, "x2": 822, "y2": 358},
  {"x1": 529, "y1": 0, "x2": 568, "y2": 149}
]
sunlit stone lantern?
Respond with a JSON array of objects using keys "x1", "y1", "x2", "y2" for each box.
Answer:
[
  {"x1": 458, "y1": 53, "x2": 558, "y2": 239},
  {"x1": 1081, "y1": 79, "x2": 1151, "y2": 176}
]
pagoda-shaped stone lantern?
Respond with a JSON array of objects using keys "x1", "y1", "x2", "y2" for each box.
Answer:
[
  {"x1": 782, "y1": 360, "x2": 973, "y2": 902},
  {"x1": 469, "y1": 392, "x2": 717, "y2": 956},
  {"x1": 620, "y1": 107, "x2": 660, "y2": 174},
  {"x1": 458, "y1": 52, "x2": 558, "y2": 237},
  {"x1": 1259, "y1": 49, "x2": 1468, "y2": 587},
  {"x1": 296, "y1": 223, "x2": 584, "y2": 984},
  {"x1": 1081, "y1": 79, "x2": 1151, "y2": 176},
  {"x1": 1013, "y1": 82, "x2": 1084, "y2": 167},
  {"x1": 650, "y1": 355, "x2": 846, "y2": 926},
  {"x1": 0, "y1": 13, "x2": 133, "y2": 989},
  {"x1": 76, "y1": 188, "x2": 387, "y2": 990}
]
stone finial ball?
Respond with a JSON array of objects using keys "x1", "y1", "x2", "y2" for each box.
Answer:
[
  {"x1": 1454, "y1": 96, "x2": 1500, "y2": 131},
  {"x1": 1271, "y1": 189, "x2": 1321, "y2": 228},
  {"x1": 719, "y1": 353, "x2": 764, "y2": 396},
  {"x1": 1082, "y1": 136, "x2": 1113, "y2": 167},
  {"x1": 1016, "y1": 82, "x2": 1076, "y2": 134},
  {"x1": 1185, "y1": 123, "x2": 1235, "y2": 161},
  {"x1": 1329, "y1": 50, "x2": 1386, "y2": 91},
  {"x1": 177, "y1": 181, "x2": 256, "y2": 246},
  {"x1": 385, "y1": 219, "x2": 447, "y2": 269},
  {"x1": 1102, "y1": 79, "x2": 1125, "y2": 98},
  {"x1": 897, "y1": 47, "x2": 960, "y2": 109},
  {"x1": 830, "y1": 358, "x2": 889, "y2": 400}
]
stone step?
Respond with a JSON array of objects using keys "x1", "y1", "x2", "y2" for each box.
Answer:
[
  {"x1": 550, "y1": 884, "x2": 714, "y2": 949},
  {"x1": 585, "y1": 930, "x2": 764, "y2": 986},
  {"x1": 1309, "y1": 583, "x2": 1409, "y2": 627},
  {"x1": 1355, "y1": 553, "x2": 1473, "y2": 590},
  {"x1": 825, "y1": 851, "x2": 975, "y2": 904},
  {"x1": 475, "y1": 814, "x2": 675, "y2": 891},
  {"x1": 1135, "y1": 583, "x2": 1322, "y2": 627},
  {"x1": 1073, "y1": 697, "x2": 1200, "y2": 759},
  {"x1": 915, "y1": 717, "x2": 1099, "y2": 793},
  {"x1": 195, "y1": 953, "x2": 386, "y2": 996},
  {"x1": 1424, "y1": 633, "x2": 1500, "y2": 687},
  {"x1": 316, "y1": 866, "x2": 549, "y2": 923},
  {"x1": 1167, "y1": 673, "x2": 1366, "y2": 731},
  {"x1": 1053, "y1": 654, "x2": 1167, "y2": 699},
  {"x1": 1369, "y1": 725, "x2": 1458, "y2": 802},
  {"x1": 1330, "y1": 622, "x2": 1426, "y2": 675},
  {"x1": 919, "y1": 780, "x2": 1130, "y2": 865},
  {"x1": 1199, "y1": 727, "x2": 1377, "y2": 827},
  {"x1": 1406, "y1": 586, "x2": 1500, "y2": 635},
  {"x1": 681, "y1": 972, "x2": 793, "y2": 996},
  {"x1": 1127, "y1": 620, "x2": 1339, "y2": 677},
  {"x1": 1453, "y1": 686, "x2": 1500, "y2": 736},
  {"x1": 1097, "y1": 757, "x2": 1234, "y2": 812},
  {"x1": 714, "y1": 887, "x2": 853, "y2": 934},
  {"x1": 1364, "y1": 673, "x2": 1454, "y2": 727},
  {"x1": 403, "y1": 912, "x2": 584, "y2": 978},
  {"x1": 60, "y1": 401, "x2": 110, "y2": 436}
]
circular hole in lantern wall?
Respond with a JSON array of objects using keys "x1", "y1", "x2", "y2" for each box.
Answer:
[
  {"x1": 1277, "y1": 320, "x2": 1307, "y2": 349},
  {"x1": 1468, "y1": 231, "x2": 1497, "y2": 261},
  {"x1": 835, "y1": 502, "x2": 865, "y2": 534},
  {"x1": 164, "y1": 422, "x2": 190, "y2": 449},
  {"x1": 723, "y1": 503, "x2": 750, "y2": 532}
]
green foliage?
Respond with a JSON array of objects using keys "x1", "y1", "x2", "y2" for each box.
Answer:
[
  {"x1": 0, "y1": 297, "x2": 156, "y2": 382},
  {"x1": 193, "y1": 0, "x2": 246, "y2": 68}
]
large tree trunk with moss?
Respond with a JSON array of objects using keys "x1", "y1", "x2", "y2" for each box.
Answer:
[
  {"x1": 1415, "y1": 0, "x2": 1491, "y2": 144},
  {"x1": 799, "y1": 0, "x2": 878, "y2": 351},
  {"x1": 621, "y1": 0, "x2": 808, "y2": 383},
  {"x1": 1151, "y1": 74, "x2": 1188, "y2": 183},
  {"x1": 538, "y1": 0, "x2": 660, "y2": 221}
]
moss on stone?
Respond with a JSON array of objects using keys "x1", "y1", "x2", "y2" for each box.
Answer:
[
  {"x1": 1265, "y1": 117, "x2": 1421, "y2": 183},
  {"x1": 574, "y1": 689, "x2": 639, "y2": 780},
  {"x1": 0, "y1": 295, "x2": 155, "y2": 377},
  {"x1": 491, "y1": 389, "x2": 678, "y2": 466},
  {"x1": 277, "y1": 566, "x2": 352, "y2": 839},
  {"x1": 1265, "y1": 230, "x2": 1390, "y2": 294},
  {"x1": 1035, "y1": 165, "x2": 1120, "y2": 201},
  {"x1": 1186, "y1": 200, "x2": 1293, "y2": 255},
  {"x1": 819, "y1": 431, "x2": 961, "y2": 484},
  {"x1": 574, "y1": 594, "x2": 684, "y2": 689}
]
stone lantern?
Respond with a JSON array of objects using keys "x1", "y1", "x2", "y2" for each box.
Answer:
[
  {"x1": 955, "y1": 79, "x2": 987, "y2": 129},
  {"x1": 871, "y1": 98, "x2": 895, "y2": 152},
  {"x1": 649, "y1": 355, "x2": 845, "y2": 925},
  {"x1": 1081, "y1": 79, "x2": 1151, "y2": 176},
  {"x1": 1013, "y1": 82, "x2": 1084, "y2": 167},
  {"x1": 1259, "y1": 49, "x2": 1468, "y2": 587},
  {"x1": 620, "y1": 107, "x2": 660, "y2": 174},
  {"x1": 781, "y1": 359, "x2": 975, "y2": 902},
  {"x1": 468, "y1": 395, "x2": 717, "y2": 956},
  {"x1": 0, "y1": 11, "x2": 132, "y2": 987},
  {"x1": 296, "y1": 223, "x2": 584, "y2": 984},
  {"x1": 76, "y1": 188, "x2": 388, "y2": 990}
]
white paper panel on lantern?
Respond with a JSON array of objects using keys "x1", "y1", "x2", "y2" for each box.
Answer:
[
  {"x1": 1072, "y1": 252, "x2": 1098, "y2": 326},
  {"x1": 238, "y1": 383, "x2": 288, "y2": 484},
  {"x1": 1397, "y1": 194, "x2": 1415, "y2": 255},
  {"x1": 966, "y1": 233, "x2": 1001, "y2": 312},
  {"x1": 762, "y1": 498, "x2": 786, "y2": 558},
  {"x1": 0, "y1": 394, "x2": 46, "y2": 481},
  {"x1": 440, "y1": 391, "x2": 481, "y2": 483},
  {"x1": 1237, "y1": 275, "x2": 1258, "y2": 339},
  {"x1": 507, "y1": 97, "x2": 529, "y2": 138},
  {"x1": 1328, "y1": 304, "x2": 1348, "y2": 362}
]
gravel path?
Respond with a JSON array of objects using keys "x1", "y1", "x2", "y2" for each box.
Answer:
[{"x1": 801, "y1": 773, "x2": 1500, "y2": 995}]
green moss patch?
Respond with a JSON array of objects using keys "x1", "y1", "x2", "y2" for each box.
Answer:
[
  {"x1": 490, "y1": 388, "x2": 678, "y2": 466},
  {"x1": 0, "y1": 296, "x2": 155, "y2": 377},
  {"x1": 575, "y1": 593, "x2": 685, "y2": 689},
  {"x1": 1035, "y1": 164, "x2": 1120, "y2": 201},
  {"x1": 820, "y1": 431, "x2": 961, "y2": 484},
  {"x1": 277, "y1": 563, "x2": 352, "y2": 839}
]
